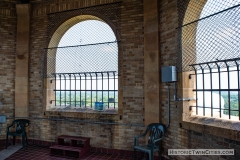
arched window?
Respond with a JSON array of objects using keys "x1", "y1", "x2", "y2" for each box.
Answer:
[
  {"x1": 180, "y1": 0, "x2": 240, "y2": 120},
  {"x1": 45, "y1": 15, "x2": 118, "y2": 112}
]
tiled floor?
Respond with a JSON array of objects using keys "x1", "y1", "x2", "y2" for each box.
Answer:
[{"x1": 3, "y1": 144, "x2": 145, "y2": 160}]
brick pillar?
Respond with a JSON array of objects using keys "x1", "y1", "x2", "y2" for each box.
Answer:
[
  {"x1": 144, "y1": 0, "x2": 160, "y2": 124},
  {"x1": 15, "y1": 4, "x2": 30, "y2": 118}
]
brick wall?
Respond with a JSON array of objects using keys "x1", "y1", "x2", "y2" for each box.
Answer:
[
  {"x1": 0, "y1": 2, "x2": 16, "y2": 137},
  {"x1": 160, "y1": 1, "x2": 240, "y2": 160},
  {"x1": 27, "y1": 0, "x2": 145, "y2": 151},
  {"x1": 1, "y1": 0, "x2": 240, "y2": 159}
]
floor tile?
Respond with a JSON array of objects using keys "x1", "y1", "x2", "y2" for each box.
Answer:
[{"x1": 0, "y1": 144, "x2": 149, "y2": 160}]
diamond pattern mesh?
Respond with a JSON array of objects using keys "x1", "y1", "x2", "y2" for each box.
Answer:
[
  {"x1": 177, "y1": 0, "x2": 240, "y2": 72},
  {"x1": 42, "y1": 3, "x2": 121, "y2": 78},
  {"x1": 45, "y1": 42, "x2": 118, "y2": 77}
]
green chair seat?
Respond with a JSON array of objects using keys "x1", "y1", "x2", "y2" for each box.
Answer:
[
  {"x1": 6, "y1": 119, "x2": 30, "y2": 148},
  {"x1": 134, "y1": 123, "x2": 165, "y2": 160}
]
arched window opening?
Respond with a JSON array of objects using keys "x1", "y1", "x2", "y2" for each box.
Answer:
[
  {"x1": 180, "y1": 0, "x2": 240, "y2": 120},
  {"x1": 46, "y1": 16, "x2": 118, "y2": 112}
]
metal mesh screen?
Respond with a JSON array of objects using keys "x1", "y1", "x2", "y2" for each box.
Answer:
[
  {"x1": 177, "y1": 0, "x2": 240, "y2": 72},
  {"x1": 45, "y1": 42, "x2": 118, "y2": 77},
  {"x1": 42, "y1": 2, "x2": 121, "y2": 78}
]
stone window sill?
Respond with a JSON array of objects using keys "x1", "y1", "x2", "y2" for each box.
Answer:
[
  {"x1": 46, "y1": 107, "x2": 118, "y2": 114},
  {"x1": 184, "y1": 115, "x2": 240, "y2": 131},
  {"x1": 44, "y1": 107, "x2": 119, "y2": 120}
]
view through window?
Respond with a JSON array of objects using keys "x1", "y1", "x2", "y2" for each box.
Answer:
[
  {"x1": 192, "y1": 0, "x2": 240, "y2": 120},
  {"x1": 52, "y1": 19, "x2": 118, "y2": 111}
]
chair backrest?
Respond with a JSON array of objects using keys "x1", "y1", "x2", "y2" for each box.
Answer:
[
  {"x1": 12, "y1": 119, "x2": 30, "y2": 133},
  {"x1": 146, "y1": 123, "x2": 165, "y2": 146}
]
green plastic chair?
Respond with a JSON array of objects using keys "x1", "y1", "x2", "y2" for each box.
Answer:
[
  {"x1": 134, "y1": 123, "x2": 166, "y2": 160},
  {"x1": 5, "y1": 119, "x2": 30, "y2": 148}
]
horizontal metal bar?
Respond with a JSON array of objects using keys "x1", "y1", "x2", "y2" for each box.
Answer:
[
  {"x1": 52, "y1": 71, "x2": 117, "y2": 75},
  {"x1": 193, "y1": 89, "x2": 240, "y2": 91},
  {"x1": 54, "y1": 90, "x2": 118, "y2": 91},
  {"x1": 175, "y1": 98, "x2": 196, "y2": 101},
  {"x1": 176, "y1": 4, "x2": 240, "y2": 29},
  {"x1": 52, "y1": 71, "x2": 119, "y2": 78},
  {"x1": 193, "y1": 70, "x2": 239, "y2": 75},
  {"x1": 190, "y1": 106, "x2": 231, "y2": 110},
  {"x1": 189, "y1": 58, "x2": 240, "y2": 67},
  {"x1": 6, "y1": 116, "x2": 144, "y2": 127},
  {"x1": 54, "y1": 77, "x2": 117, "y2": 80},
  {"x1": 51, "y1": 100, "x2": 117, "y2": 102},
  {"x1": 45, "y1": 41, "x2": 119, "y2": 49}
]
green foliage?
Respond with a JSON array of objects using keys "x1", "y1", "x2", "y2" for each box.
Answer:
[
  {"x1": 55, "y1": 91, "x2": 118, "y2": 107},
  {"x1": 222, "y1": 94, "x2": 239, "y2": 116}
]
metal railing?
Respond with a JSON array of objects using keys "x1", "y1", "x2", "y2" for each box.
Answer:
[
  {"x1": 51, "y1": 71, "x2": 118, "y2": 109},
  {"x1": 190, "y1": 58, "x2": 240, "y2": 120}
]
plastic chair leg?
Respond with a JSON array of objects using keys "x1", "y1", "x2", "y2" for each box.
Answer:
[
  {"x1": 13, "y1": 136, "x2": 15, "y2": 145},
  {"x1": 22, "y1": 135, "x2": 25, "y2": 148},
  {"x1": 158, "y1": 150, "x2": 161, "y2": 160},
  {"x1": 5, "y1": 134, "x2": 8, "y2": 149},
  {"x1": 150, "y1": 151, "x2": 153, "y2": 160},
  {"x1": 25, "y1": 133, "x2": 28, "y2": 144},
  {"x1": 134, "y1": 149, "x2": 136, "y2": 159}
]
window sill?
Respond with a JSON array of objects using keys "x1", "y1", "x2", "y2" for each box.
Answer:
[
  {"x1": 46, "y1": 107, "x2": 118, "y2": 114},
  {"x1": 44, "y1": 106, "x2": 119, "y2": 120},
  {"x1": 183, "y1": 114, "x2": 240, "y2": 130}
]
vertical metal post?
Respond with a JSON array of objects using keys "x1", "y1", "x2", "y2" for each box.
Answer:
[
  {"x1": 234, "y1": 60, "x2": 240, "y2": 120},
  {"x1": 64, "y1": 74, "x2": 66, "y2": 106},
  {"x1": 215, "y1": 62, "x2": 222, "y2": 118},
  {"x1": 79, "y1": 74, "x2": 82, "y2": 107},
  {"x1": 90, "y1": 73, "x2": 92, "y2": 108},
  {"x1": 207, "y1": 64, "x2": 213, "y2": 117},
  {"x1": 69, "y1": 74, "x2": 71, "y2": 106},
  {"x1": 59, "y1": 74, "x2": 62, "y2": 106},
  {"x1": 190, "y1": 65, "x2": 198, "y2": 115},
  {"x1": 96, "y1": 72, "x2": 98, "y2": 102},
  {"x1": 238, "y1": 63, "x2": 240, "y2": 120},
  {"x1": 74, "y1": 74, "x2": 76, "y2": 107},
  {"x1": 102, "y1": 72, "x2": 104, "y2": 103},
  {"x1": 54, "y1": 74, "x2": 56, "y2": 106},
  {"x1": 200, "y1": 65, "x2": 205, "y2": 116},
  {"x1": 225, "y1": 61, "x2": 231, "y2": 119},
  {"x1": 192, "y1": 66, "x2": 198, "y2": 115},
  {"x1": 84, "y1": 73, "x2": 87, "y2": 108},
  {"x1": 113, "y1": 71, "x2": 116, "y2": 109},
  {"x1": 107, "y1": 72, "x2": 110, "y2": 108}
]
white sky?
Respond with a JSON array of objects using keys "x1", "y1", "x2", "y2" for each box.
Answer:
[
  {"x1": 55, "y1": 20, "x2": 118, "y2": 90},
  {"x1": 195, "y1": 0, "x2": 240, "y2": 116},
  {"x1": 58, "y1": 20, "x2": 116, "y2": 47}
]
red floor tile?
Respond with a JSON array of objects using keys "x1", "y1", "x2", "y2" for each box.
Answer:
[{"x1": 2, "y1": 144, "x2": 147, "y2": 160}]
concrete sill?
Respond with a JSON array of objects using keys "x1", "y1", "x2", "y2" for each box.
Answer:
[{"x1": 185, "y1": 115, "x2": 240, "y2": 131}]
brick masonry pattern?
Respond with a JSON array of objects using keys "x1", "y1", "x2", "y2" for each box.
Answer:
[{"x1": 0, "y1": 0, "x2": 240, "y2": 159}]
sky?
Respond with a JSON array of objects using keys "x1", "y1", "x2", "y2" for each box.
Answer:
[
  {"x1": 195, "y1": 0, "x2": 240, "y2": 117},
  {"x1": 55, "y1": 20, "x2": 118, "y2": 91}
]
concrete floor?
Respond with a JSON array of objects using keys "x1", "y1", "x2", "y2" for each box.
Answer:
[{"x1": 0, "y1": 144, "x2": 22, "y2": 160}]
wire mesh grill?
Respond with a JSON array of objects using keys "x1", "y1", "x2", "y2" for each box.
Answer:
[
  {"x1": 44, "y1": 42, "x2": 118, "y2": 78},
  {"x1": 46, "y1": 2, "x2": 121, "y2": 39},
  {"x1": 177, "y1": 0, "x2": 240, "y2": 72},
  {"x1": 42, "y1": 2, "x2": 121, "y2": 78}
]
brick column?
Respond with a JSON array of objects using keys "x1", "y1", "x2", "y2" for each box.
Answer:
[
  {"x1": 15, "y1": 4, "x2": 30, "y2": 118},
  {"x1": 144, "y1": 0, "x2": 160, "y2": 124}
]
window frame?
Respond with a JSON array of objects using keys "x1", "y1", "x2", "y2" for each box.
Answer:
[
  {"x1": 52, "y1": 71, "x2": 118, "y2": 110},
  {"x1": 43, "y1": 15, "x2": 121, "y2": 115},
  {"x1": 190, "y1": 59, "x2": 240, "y2": 120},
  {"x1": 179, "y1": 0, "x2": 240, "y2": 133}
]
